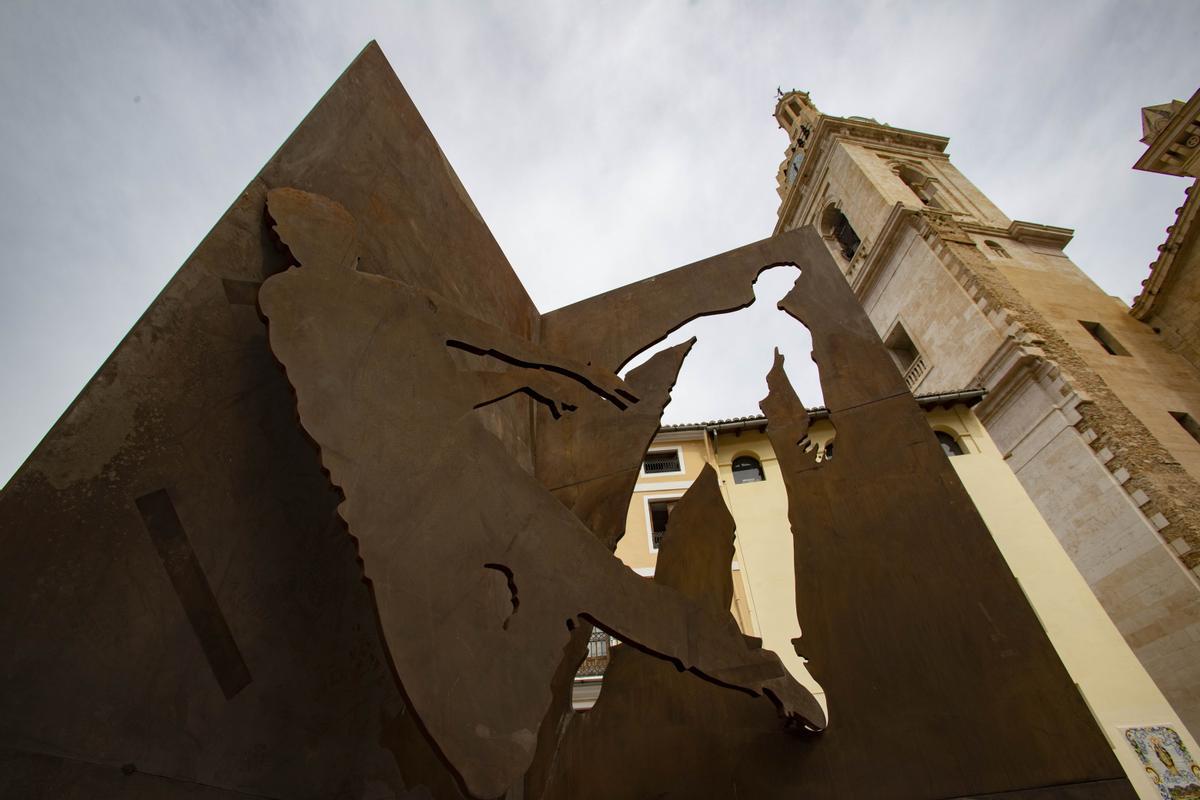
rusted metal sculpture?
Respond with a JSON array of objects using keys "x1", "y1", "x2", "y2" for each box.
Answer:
[
  {"x1": 259, "y1": 186, "x2": 823, "y2": 798},
  {"x1": 528, "y1": 231, "x2": 1140, "y2": 800},
  {"x1": 0, "y1": 41, "x2": 1136, "y2": 800}
]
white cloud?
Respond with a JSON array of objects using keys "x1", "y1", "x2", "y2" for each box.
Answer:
[{"x1": 1, "y1": 0, "x2": 1198, "y2": 482}]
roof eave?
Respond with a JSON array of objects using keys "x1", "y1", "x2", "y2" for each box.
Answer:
[{"x1": 659, "y1": 388, "x2": 987, "y2": 434}]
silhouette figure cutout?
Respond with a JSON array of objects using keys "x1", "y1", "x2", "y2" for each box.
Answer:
[{"x1": 258, "y1": 188, "x2": 824, "y2": 799}]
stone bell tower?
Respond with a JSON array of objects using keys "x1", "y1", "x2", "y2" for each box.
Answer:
[{"x1": 771, "y1": 89, "x2": 1200, "y2": 736}]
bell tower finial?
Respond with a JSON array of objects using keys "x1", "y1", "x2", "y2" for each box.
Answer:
[
  {"x1": 773, "y1": 90, "x2": 819, "y2": 134},
  {"x1": 773, "y1": 91, "x2": 822, "y2": 201}
]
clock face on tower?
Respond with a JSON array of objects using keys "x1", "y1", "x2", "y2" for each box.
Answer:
[{"x1": 787, "y1": 150, "x2": 804, "y2": 184}]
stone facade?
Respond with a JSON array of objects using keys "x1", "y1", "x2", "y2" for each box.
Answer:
[{"x1": 772, "y1": 90, "x2": 1200, "y2": 736}]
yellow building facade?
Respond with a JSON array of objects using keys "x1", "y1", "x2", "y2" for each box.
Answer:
[{"x1": 576, "y1": 396, "x2": 1197, "y2": 798}]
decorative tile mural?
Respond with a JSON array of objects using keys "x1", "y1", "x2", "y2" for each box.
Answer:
[{"x1": 1125, "y1": 726, "x2": 1200, "y2": 799}]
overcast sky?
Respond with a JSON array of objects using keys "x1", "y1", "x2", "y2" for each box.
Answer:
[{"x1": 1, "y1": 1, "x2": 1198, "y2": 485}]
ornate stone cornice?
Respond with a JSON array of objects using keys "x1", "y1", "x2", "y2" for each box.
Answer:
[
  {"x1": 849, "y1": 206, "x2": 978, "y2": 300},
  {"x1": 1006, "y1": 220, "x2": 1074, "y2": 249},
  {"x1": 1135, "y1": 88, "x2": 1200, "y2": 178},
  {"x1": 1132, "y1": 178, "x2": 1199, "y2": 319},
  {"x1": 774, "y1": 115, "x2": 949, "y2": 234}
]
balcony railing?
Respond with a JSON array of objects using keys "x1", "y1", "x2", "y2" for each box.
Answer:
[
  {"x1": 903, "y1": 354, "x2": 928, "y2": 389},
  {"x1": 576, "y1": 628, "x2": 614, "y2": 678}
]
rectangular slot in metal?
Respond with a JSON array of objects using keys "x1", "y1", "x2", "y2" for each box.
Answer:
[{"x1": 135, "y1": 489, "x2": 251, "y2": 699}]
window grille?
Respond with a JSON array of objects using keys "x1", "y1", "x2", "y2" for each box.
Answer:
[
  {"x1": 576, "y1": 628, "x2": 616, "y2": 677},
  {"x1": 586, "y1": 628, "x2": 609, "y2": 659},
  {"x1": 642, "y1": 450, "x2": 681, "y2": 475}
]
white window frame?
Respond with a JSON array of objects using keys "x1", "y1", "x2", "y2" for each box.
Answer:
[
  {"x1": 639, "y1": 445, "x2": 685, "y2": 478},
  {"x1": 643, "y1": 492, "x2": 686, "y2": 553},
  {"x1": 729, "y1": 453, "x2": 766, "y2": 484}
]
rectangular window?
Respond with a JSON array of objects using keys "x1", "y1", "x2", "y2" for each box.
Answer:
[
  {"x1": 642, "y1": 449, "x2": 682, "y2": 476},
  {"x1": 1079, "y1": 321, "x2": 1130, "y2": 356},
  {"x1": 648, "y1": 498, "x2": 677, "y2": 550},
  {"x1": 1171, "y1": 411, "x2": 1200, "y2": 445}
]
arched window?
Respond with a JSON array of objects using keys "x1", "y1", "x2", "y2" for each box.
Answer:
[
  {"x1": 732, "y1": 456, "x2": 765, "y2": 484},
  {"x1": 819, "y1": 204, "x2": 861, "y2": 260},
  {"x1": 935, "y1": 431, "x2": 964, "y2": 457},
  {"x1": 896, "y1": 165, "x2": 942, "y2": 208},
  {"x1": 984, "y1": 240, "x2": 1010, "y2": 259}
]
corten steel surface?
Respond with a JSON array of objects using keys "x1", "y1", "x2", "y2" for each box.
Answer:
[
  {"x1": 538, "y1": 464, "x2": 776, "y2": 800},
  {"x1": 0, "y1": 40, "x2": 1135, "y2": 800},
  {"x1": 0, "y1": 42, "x2": 475, "y2": 800},
  {"x1": 762, "y1": 241, "x2": 1135, "y2": 797},
  {"x1": 529, "y1": 231, "x2": 1139, "y2": 800},
  {"x1": 259, "y1": 187, "x2": 824, "y2": 799}
]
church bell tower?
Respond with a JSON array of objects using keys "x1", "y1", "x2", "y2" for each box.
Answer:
[{"x1": 769, "y1": 89, "x2": 1200, "y2": 738}]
